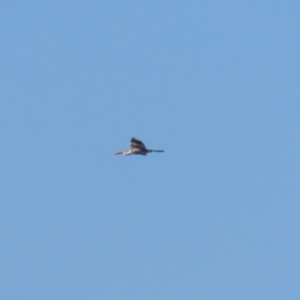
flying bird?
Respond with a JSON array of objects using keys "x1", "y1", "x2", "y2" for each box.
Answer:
[{"x1": 112, "y1": 138, "x2": 164, "y2": 156}]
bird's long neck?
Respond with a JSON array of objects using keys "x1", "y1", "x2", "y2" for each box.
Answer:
[{"x1": 148, "y1": 149, "x2": 164, "y2": 152}]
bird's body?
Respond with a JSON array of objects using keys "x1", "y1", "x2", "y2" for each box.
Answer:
[{"x1": 112, "y1": 138, "x2": 164, "y2": 156}]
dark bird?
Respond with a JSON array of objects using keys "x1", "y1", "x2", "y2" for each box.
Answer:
[{"x1": 112, "y1": 138, "x2": 164, "y2": 156}]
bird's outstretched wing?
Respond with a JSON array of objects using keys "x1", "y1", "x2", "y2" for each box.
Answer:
[{"x1": 131, "y1": 138, "x2": 146, "y2": 150}]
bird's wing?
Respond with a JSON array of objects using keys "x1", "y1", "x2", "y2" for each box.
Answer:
[{"x1": 131, "y1": 138, "x2": 146, "y2": 150}]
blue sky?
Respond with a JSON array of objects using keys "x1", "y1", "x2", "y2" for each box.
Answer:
[{"x1": 1, "y1": 1, "x2": 299, "y2": 299}]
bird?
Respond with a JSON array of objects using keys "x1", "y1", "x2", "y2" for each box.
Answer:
[{"x1": 112, "y1": 138, "x2": 164, "y2": 156}]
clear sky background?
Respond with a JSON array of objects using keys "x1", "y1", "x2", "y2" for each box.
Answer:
[{"x1": 1, "y1": 1, "x2": 299, "y2": 299}]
